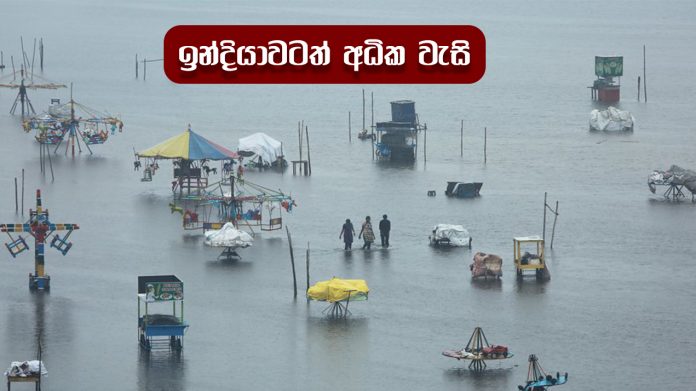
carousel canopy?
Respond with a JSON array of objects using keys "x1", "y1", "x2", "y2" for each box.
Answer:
[
  {"x1": 138, "y1": 129, "x2": 238, "y2": 160},
  {"x1": 307, "y1": 277, "x2": 369, "y2": 303}
]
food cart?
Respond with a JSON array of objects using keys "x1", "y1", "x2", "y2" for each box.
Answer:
[{"x1": 137, "y1": 275, "x2": 188, "y2": 351}]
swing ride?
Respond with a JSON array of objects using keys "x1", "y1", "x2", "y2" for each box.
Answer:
[
  {"x1": 307, "y1": 277, "x2": 369, "y2": 317},
  {"x1": 442, "y1": 327, "x2": 513, "y2": 370},
  {"x1": 22, "y1": 85, "x2": 124, "y2": 156},
  {"x1": 0, "y1": 68, "x2": 66, "y2": 117},
  {"x1": 136, "y1": 126, "x2": 296, "y2": 234},
  {"x1": 517, "y1": 354, "x2": 568, "y2": 391},
  {"x1": 0, "y1": 190, "x2": 79, "y2": 290}
]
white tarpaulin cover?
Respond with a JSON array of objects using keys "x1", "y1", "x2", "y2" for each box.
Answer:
[
  {"x1": 204, "y1": 223, "x2": 254, "y2": 248},
  {"x1": 590, "y1": 106, "x2": 634, "y2": 131},
  {"x1": 4, "y1": 361, "x2": 47, "y2": 377},
  {"x1": 238, "y1": 133, "x2": 283, "y2": 165},
  {"x1": 648, "y1": 165, "x2": 696, "y2": 193},
  {"x1": 432, "y1": 224, "x2": 471, "y2": 246}
]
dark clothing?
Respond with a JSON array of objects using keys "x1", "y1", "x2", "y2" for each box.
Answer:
[
  {"x1": 379, "y1": 219, "x2": 391, "y2": 247},
  {"x1": 341, "y1": 222, "x2": 354, "y2": 250}
]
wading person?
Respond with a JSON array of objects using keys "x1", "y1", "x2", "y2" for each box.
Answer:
[
  {"x1": 379, "y1": 214, "x2": 391, "y2": 248},
  {"x1": 358, "y1": 216, "x2": 375, "y2": 250},
  {"x1": 339, "y1": 219, "x2": 355, "y2": 250}
]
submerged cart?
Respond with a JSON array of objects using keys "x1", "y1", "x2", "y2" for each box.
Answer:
[
  {"x1": 138, "y1": 275, "x2": 188, "y2": 351},
  {"x1": 513, "y1": 236, "x2": 550, "y2": 281}
]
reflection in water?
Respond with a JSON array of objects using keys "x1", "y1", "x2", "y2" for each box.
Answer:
[
  {"x1": 137, "y1": 349, "x2": 186, "y2": 391},
  {"x1": 471, "y1": 278, "x2": 503, "y2": 291},
  {"x1": 443, "y1": 366, "x2": 514, "y2": 389},
  {"x1": 305, "y1": 316, "x2": 369, "y2": 389},
  {"x1": 515, "y1": 279, "x2": 548, "y2": 295}
]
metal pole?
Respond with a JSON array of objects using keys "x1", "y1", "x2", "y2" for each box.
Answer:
[
  {"x1": 305, "y1": 126, "x2": 312, "y2": 176},
  {"x1": 40, "y1": 38, "x2": 44, "y2": 71},
  {"x1": 424, "y1": 124, "x2": 427, "y2": 162},
  {"x1": 143, "y1": 57, "x2": 147, "y2": 80},
  {"x1": 370, "y1": 91, "x2": 374, "y2": 137},
  {"x1": 637, "y1": 76, "x2": 641, "y2": 102}
]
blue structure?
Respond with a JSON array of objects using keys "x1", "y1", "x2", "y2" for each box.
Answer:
[
  {"x1": 138, "y1": 275, "x2": 189, "y2": 351},
  {"x1": 518, "y1": 354, "x2": 568, "y2": 391}
]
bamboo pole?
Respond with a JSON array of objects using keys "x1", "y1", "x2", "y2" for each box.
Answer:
[
  {"x1": 637, "y1": 76, "x2": 641, "y2": 102},
  {"x1": 297, "y1": 121, "x2": 302, "y2": 162},
  {"x1": 423, "y1": 124, "x2": 427, "y2": 162},
  {"x1": 286, "y1": 226, "x2": 298, "y2": 298},
  {"x1": 362, "y1": 89, "x2": 365, "y2": 131},
  {"x1": 370, "y1": 91, "x2": 374, "y2": 137},
  {"x1": 143, "y1": 57, "x2": 147, "y2": 80},
  {"x1": 643, "y1": 45, "x2": 647, "y2": 103},
  {"x1": 31, "y1": 38, "x2": 36, "y2": 80},
  {"x1": 135, "y1": 54, "x2": 138, "y2": 79},
  {"x1": 550, "y1": 201, "x2": 559, "y2": 249},
  {"x1": 39, "y1": 38, "x2": 43, "y2": 72},
  {"x1": 14, "y1": 177, "x2": 18, "y2": 213},
  {"x1": 305, "y1": 125, "x2": 312, "y2": 176}
]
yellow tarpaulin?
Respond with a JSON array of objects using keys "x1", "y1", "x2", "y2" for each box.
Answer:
[{"x1": 307, "y1": 277, "x2": 369, "y2": 303}]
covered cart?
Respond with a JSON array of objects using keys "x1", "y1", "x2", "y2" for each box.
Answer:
[
  {"x1": 429, "y1": 224, "x2": 472, "y2": 247},
  {"x1": 138, "y1": 275, "x2": 188, "y2": 351},
  {"x1": 307, "y1": 277, "x2": 369, "y2": 317},
  {"x1": 204, "y1": 222, "x2": 254, "y2": 260}
]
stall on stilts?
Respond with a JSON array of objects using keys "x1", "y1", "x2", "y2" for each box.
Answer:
[{"x1": 138, "y1": 275, "x2": 188, "y2": 351}]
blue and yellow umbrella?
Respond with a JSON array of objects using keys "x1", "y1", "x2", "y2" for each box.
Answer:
[{"x1": 138, "y1": 128, "x2": 238, "y2": 160}]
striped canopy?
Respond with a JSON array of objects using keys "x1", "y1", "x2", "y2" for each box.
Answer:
[{"x1": 138, "y1": 129, "x2": 238, "y2": 160}]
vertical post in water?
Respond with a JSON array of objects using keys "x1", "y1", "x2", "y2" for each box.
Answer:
[
  {"x1": 542, "y1": 192, "x2": 548, "y2": 244},
  {"x1": 637, "y1": 77, "x2": 641, "y2": 102},
  {"x1": 39, "y1": 38, "x2": 44, "y2": 72},
  {"x1": 305, "y1": 126, "x2": 312, "y2": 176},
  {"x1": 370, "y1": 91, "x2": 374, "y2": 138},
  {"x1": 460, "y1": 120, "x2": 464, "y2": 157},
  {"x1": 31, "y1": 38, "x2": 36, "y2": 79},
  {"x1": 305, "y1": 242, "x2": 310, "y2": 296},
  {"x1": 643, "y1": 45, "x2": 647, "y2": 103},
  {"x1": 286, "y1": 226, "x2": 298, "y2": 298},
  {"x1": 484, "y1": 127, "x2": 487, "y2": 163},
  {"x1": 362, "y1": 89, "x2": 366, "y2": 132},
  {"x1": 135, "y1": 54, "x2": 138, "y2": 79},
  {"x1": 423, "y1": 124, "x2": 427, "y2": 162},
  {"x1": 348, "y1": 111, "x2": 352, "y2": 142},
  {"x1": 550, "y1": 201, "x2": 559, "y2": 249},
  {"x1": 14, "y1": 177, "x2": 18, "y2": 213},
  {"x1": 298, "y1": 121, "x2": 303, "y2": 162},
  {"x1": 143, "y1": 57, "x2": 147, "y2": 81},
  {"x1": 21, "y1": 169, "x2": 24, "y2": 216}
]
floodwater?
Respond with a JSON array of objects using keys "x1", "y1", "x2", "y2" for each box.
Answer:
[{"x1": 1, "y1": 1, "x2": 696, "y2": 390}]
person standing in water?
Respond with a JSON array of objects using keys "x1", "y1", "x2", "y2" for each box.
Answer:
[
  {"x1": 339, "y1": 219, "x2": 355, "y2": 250},
  {"x1": 358, "y1": 216, "x2": 375, "y2": 250},
  {"x1": 379, "y1": 214, "x2": 391, "y2": 248}
]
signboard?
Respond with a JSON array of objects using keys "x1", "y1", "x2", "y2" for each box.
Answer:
[
  {"x1": 595, "y1": 56, "x2": 623, "y2": 77},
  {"x1": 145, "y1": 281, "x2": 183, "y2": 301}
]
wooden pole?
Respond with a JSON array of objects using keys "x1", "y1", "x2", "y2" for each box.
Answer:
[
  {"x1": 550, "y1": 201, "x2": 559, "y2": 249},
  {"x1": 31, "y1": 38, "x2": 36, "y2": 80},
  {"x1": 362, "y1": 89, "x2": 365, "y2": 131},
  {"x1": 135, "y1": 54, "x2": 138, "y2": 79},
  {"x1": 643, "y1": 45, "x2": 647, "y2": 103},
  {"x1": 637, "y1": 76, "x2": 641, "y2": 102},
  {"x1": 424, "y1": 124, "x2": 427, "y2": 162},
  {"x1": 460, "y1": 120, "x2": 464, "y2": 157},
  {"x1": 11, "y1": 55, "x2": 15, "y2": 78},
  {"x1": 305, "y1": 125, "x2": 312, "y2": 176},
  {"x1": 39, "y1": 38, "x2": 44, "y2": 72},
  {"x1": 143, "y1": 57, "x2": 147, "y2": 80},
  {"x1": 370, "y1": 91, "x2": 374, "y2": 137},
  {"x1": 484, "y1": 127, "x2": 487, "y2": 163},
  {"x1": 14, "y1": 177, "x2": 18, "y2": 213},
  {"x1": 298, "y1": 121, "x2": 303, "y2": 163},
  {"x1": 286, "y1": 226, "x2": 297, "y2": 298},
  {"x1": 21, "y1": 169, "x2": 24, "y2": 216},
  {"x1": 542, "y1": 192, "x2": 547, "y2": 243},
  {"x1": 348, "y1": 111, "x2": 352, "y2": 142},
  {"x1": 305, "y1": 242, "x2": 310, "y2": 295}
]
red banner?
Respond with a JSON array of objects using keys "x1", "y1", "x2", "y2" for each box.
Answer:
[{"x1": 164, "y1": 25, "x2": 485, "y2": 84}]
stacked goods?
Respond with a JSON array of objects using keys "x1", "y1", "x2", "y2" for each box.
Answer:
[{"x1": 482, "y1": 345, "x2": 509, "y2": 359}]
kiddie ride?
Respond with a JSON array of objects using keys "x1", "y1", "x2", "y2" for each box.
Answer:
[
  {"x1": 138, "y1": 275, "x2": 189, "y2": 351},
  {"x1": 442, "y1": 327, "x2": 513, "y2": 371},
  {"x1": 518, "y1": 354, "x2": 568, "y2": 391},
  {"x1": 0, "y1": 190, "x2": 79, "y2": 290}
]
